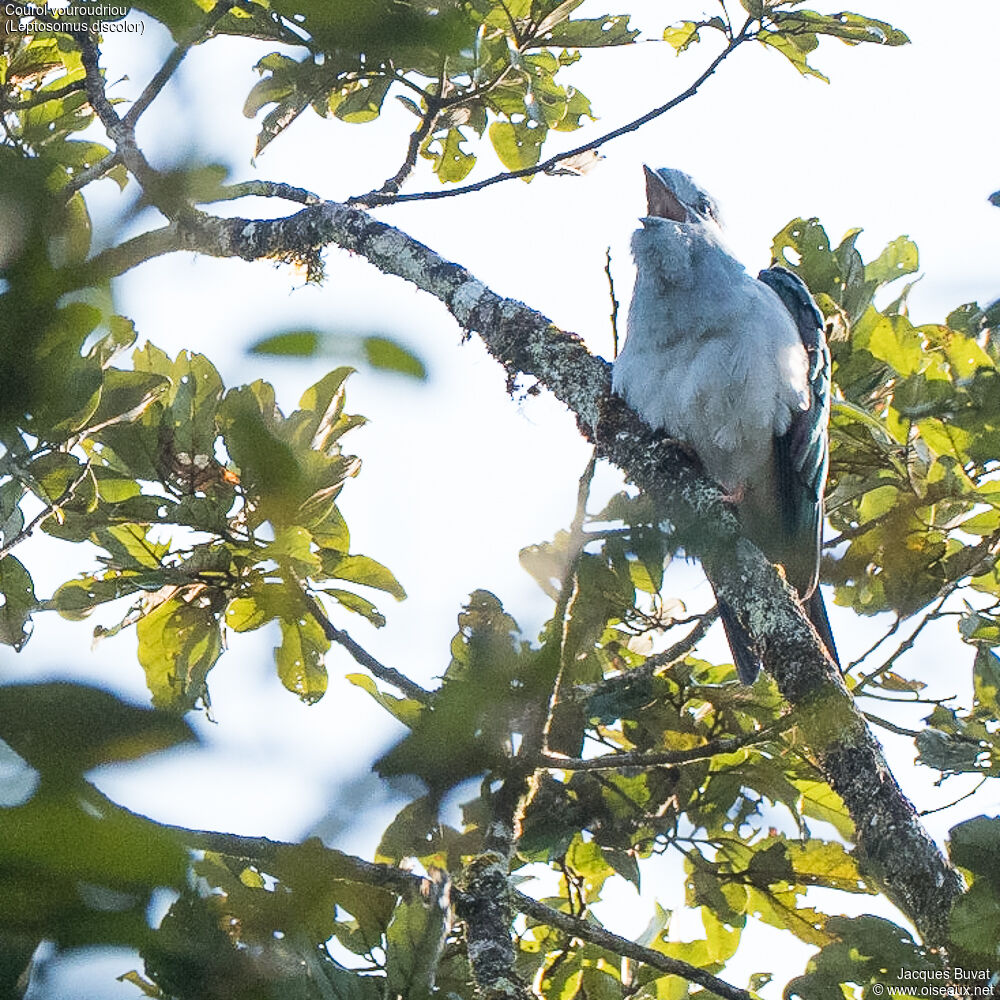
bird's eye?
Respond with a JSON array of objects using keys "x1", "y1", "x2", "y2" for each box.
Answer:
[{"x1": 697, "y1": 197, "x2": 714, "y2": 219}]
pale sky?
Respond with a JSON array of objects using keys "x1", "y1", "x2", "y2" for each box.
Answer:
[{"x1": 7, "y1": 1, "x2": 1000, "y2": 995}]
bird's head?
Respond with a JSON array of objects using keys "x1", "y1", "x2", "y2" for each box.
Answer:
[{"x1": 642, "y1": 166, "x2": 721, "y2": 226}]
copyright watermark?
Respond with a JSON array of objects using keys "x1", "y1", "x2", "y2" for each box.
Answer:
[{"x1": 869, "y1": 969, "x2": 999, "y2": 998}]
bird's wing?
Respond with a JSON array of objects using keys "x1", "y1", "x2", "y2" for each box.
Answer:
[{"x1": 757, "y1": 265, "x2": 831, "y2": 599}]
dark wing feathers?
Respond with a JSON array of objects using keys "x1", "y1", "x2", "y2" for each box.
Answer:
[
  {"x1": 756, "y1": 265, "x2": 839, "y2": 672},
  {"x1": 758, "y1": 265, "x2": 831, "y2": 598}
]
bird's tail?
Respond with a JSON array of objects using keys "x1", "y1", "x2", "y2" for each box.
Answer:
[
  {"x1": 805, "y1": 587, "x2": 840, "y2": 669},
  {"x1": 717, "y1": 588, "x2": 840, "y2": 685},
  {"x1": 717, "y1": 598, "x2": 763, "y2": 685}
]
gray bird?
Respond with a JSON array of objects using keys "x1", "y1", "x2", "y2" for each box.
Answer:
[{"x1": 613, "y1": 165, "x2": 838, "y2": 682}]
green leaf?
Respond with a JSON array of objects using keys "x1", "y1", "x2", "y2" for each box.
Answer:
[
  {"x1": 758, "y1": 30, "x2": 828, "y2": 82},
  {"x1": 346, "y1": 673, "x2": 422, "y2": 726},
  {"x1": 334, "y1": 76, "x2": 393, "y2": 124},
  {"x1": 974, "y1": 648, "x2": 1000, "y2": 718},
  {"x1": 321, "y1": 553, "x2": 406, "y2": 600},
  {"x1": 949, "y1": 815, "x2": 1000, "y2": 886},
  {"x1": 864, "y1": 235, "x2": 919, "y2": 286},
  {"x1": 785, "y1": 915, "x2": 941, "y2": 998},
  {"x1": 537, "y1": 13, "x2": 637, "y2": 47},
  {"x1": 0, "y1": 554, "x2": 37, "y2": 650},
  {"x1": 949, "y1": 879, "x2": 1000, "y2": 960},
  {"x1": 489, "y1": 120, "x2": 547, "y2": 173},
  {"x1": 422, "y1": 127, "x2": 476, "y2": 184},
  {"x1": 325, "y1": 588, "x2": 386, "y2": 627},
  {"x1": 49, "y1": 573, "x2": 143, "y2": 621},
  {"x1": 128, "y1": 0, "x2": 212, "y2": 39},
  {"x1": 0, "y1": 682, "x2": 196, "y2": 777},
  {"x1": 793, "y1": 779, "x2": 854, "y2": 839},
  {"x1": 137, "y1": 592, "x2": 225, "y2": 712},
  {"x1": 275, "y1": 614, "x2": 329, "y2": 703},
  {"x1": 248, "y1": 330, "x2": 321, "y2": 356},
  {"x1": 770, "y1": 10, "x2": 909, "y2": 47},
  {"x1": 363, "y1": 336, "x2": 428, "y2": 378},
  {"x1": 663, "y1": 21, "x2": 702, "y2": 53},
  {"x1": 385, "y1": 873, "x2": 450, "y2": 1000},
  {"x1": 0, "y1": 793, "x2": 187, "y2": 947}
]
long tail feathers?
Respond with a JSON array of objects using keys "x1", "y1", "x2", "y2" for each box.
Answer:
[
  {"x1": 805, "y1": 587, "x2": 840, "y2": 669},
  {"x1": 718, "y1": 598, "x2": 763, "y2": 685},
  {"x1": 717, "y1": 588, "x2": 840, "y2": 685}
]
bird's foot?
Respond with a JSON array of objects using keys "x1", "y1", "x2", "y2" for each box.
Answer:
[{"x1": 719, "y1": 483, "x2": 746, "y2": 504}]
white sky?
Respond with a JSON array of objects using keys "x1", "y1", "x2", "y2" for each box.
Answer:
[{"x1": 7, "y1": 0, "x2": 1000, "y2": 995}]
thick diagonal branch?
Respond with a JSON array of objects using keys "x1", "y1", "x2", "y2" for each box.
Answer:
[{"x1": 91, "y1": 198, "x2": 964, "y2": 947}]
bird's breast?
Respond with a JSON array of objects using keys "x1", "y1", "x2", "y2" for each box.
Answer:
[{"x1": 614, "y1": 270, "x2": 809, "y2": 492}]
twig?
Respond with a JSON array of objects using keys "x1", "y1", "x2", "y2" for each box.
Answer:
[
  {"x1": 538, "y1": 723, "x2": 781, "y2": 771},
  {"x1": 300, "y1": 585, "x2": 432, "y2": 704},
  {"x1": 123, "y1": 0, "x2": 238, "y2": 128},
  {"x1": 62, "y1": 149, "x2": 121, "y2": 199},
  {"x1": 511, "y1": 890, "x2": 752, "y2": 1000},
  {"x1": 861, "y1": 712, "x2": 921, "y2": 739},
  {"x1": 853, "y1": 590, "x2": 955, "y2": 692},
  {"x1": 367, "y1": 103, "x2": 441, "y2": 200},
  {"x1": 1, "y1": 78, "x2": 87, "y2": 112},
  {"x1": 605, "y1": 248, "x2": 620, "y2": 360},
  {"x1": 574, "y1": 608, "x2": 719, "y2": 708},
  {"x1": 0, "y1": 462, "x2": 92, "y2": 560},
  {"x1": 348, "y1": 23, "x2": 752, "y2": 207},
  {"x1": 845, "y1": 614, "x2": 901, "y2": 673},
  {"x1": 919, "y1": 776, "x2": 988, "y2": 817},
  {"x1": 200, "y1": 180, "x2": 322, "y2": 205}
]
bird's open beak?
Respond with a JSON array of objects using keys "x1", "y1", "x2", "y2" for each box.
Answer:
[{"x1": 643, "y1": 165, "x2": 687, "y2": 223}]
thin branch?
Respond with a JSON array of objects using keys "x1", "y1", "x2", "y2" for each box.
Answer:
[
  {"x1": 537, "y1": 723, "x2": 782, "y2": 771},
  {"x1": 511, "y1": 890, "x2": 752, "y2": 1000},
  {"x1": 0, "y1": 462, "x2": 92, "y2": 561},
  {"x1": 574, "y1": 608, "x2": 719, "y2": 708},
  {"x1": 845, "y1": 613, "x2": 901, "y2": 673},
  {"x1": 1, "y1": 78, "x2": 87, "y2": 112},
  {"x1": 861, "y1": 712, "x2": 921, "y2": 739},
  {"x1": 365, "y1": 98, "x2": 441, "y2": 200},
  {"x1": 919, "y1": 776, "x2": 989, "y2": 817},
  {"x1": 123, "y1": 0, "x2": 238, "y2": 128},
  {"x1": 853, "y1": 589, "x2": 955, "y2": 692},
  {"x1": 62, "y1": 149, "x2": 121, "y2": 199},
  {"x1": 300, "y1": 584, "x2": 432, "y2": 704},
  {"x1": 83, "y1": 223, "x2": 182, "y2": 280},
  {"x1": 201, "y1": 180, "x2": 322, "y2": 205},
  {"x1": 77, "y1": 34, "x2": 160, "y2": 192},
  {"x1": 94, "y1": 783, "x2": 748, "y2": 1000},
  {"x1": 349, "y1": 23, "x2": 752, "y2": 207},
  {"x1": 604, "y1": 248, "x2": 620, "y2": 360}
]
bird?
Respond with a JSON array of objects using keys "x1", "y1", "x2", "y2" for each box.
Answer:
[{"x1": 612, "y1": 165, "x2": 839, "y2": 683}]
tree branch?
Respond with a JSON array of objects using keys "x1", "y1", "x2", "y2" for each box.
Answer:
[
  {"x1": 123, "y1": 0, "x2": 237, "y2": 128},
  {"x1": 0, "y1": 461, "x2": 92, "y2": 560},
  {"x1": 538, "y1": 722, "x2": 782, "y2": 771},
  {"x1": 297, "y1": 580, "x2": 433, "y2": 704},
  {"x1": 511, "y1": 890, "x2": 752, "y2": 1000},
  {"x1": 201, "y1": 179, "x2": 322, "y2": 205},
  {"x1": 348, "y1": 23, "x2": 752, "y2": 208}
]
